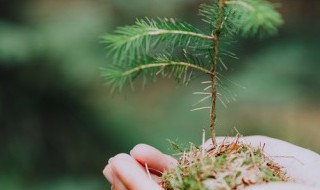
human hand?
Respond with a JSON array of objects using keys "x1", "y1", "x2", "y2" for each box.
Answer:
[
  {"x1": 103, "y1": 136, "x2": 320, "y2": 190},
  {"x1": 103, "y1": 144, "x2": 177, "y2": 190},
  {"x1": 206, "y1": 136, "x2": 320, "y2": 190}
]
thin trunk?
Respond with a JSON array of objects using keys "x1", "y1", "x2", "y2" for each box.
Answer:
[
  {"x1": 210, "y1": 71, "x2": 217, "y2": 146},
  {"x1": 210, "y1": 0, "x2": 224, "y2": 146}
]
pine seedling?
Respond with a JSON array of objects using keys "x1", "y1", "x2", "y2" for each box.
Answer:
[{"x1": 101, "y1": 0, "x2": 283, "y2": 145}]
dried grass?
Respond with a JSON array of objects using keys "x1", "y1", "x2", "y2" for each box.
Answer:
[{"x1": 161, "y1": 136, "x2": 288, "y2": 190}]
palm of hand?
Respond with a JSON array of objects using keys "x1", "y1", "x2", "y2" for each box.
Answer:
[{"x1": 104, "y1": 136, "x2": 320, "y2": 190}]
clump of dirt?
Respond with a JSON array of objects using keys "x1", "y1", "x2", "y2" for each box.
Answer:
[{"x1": 161, "y1": 137, "x2": 288, "y2": 190}]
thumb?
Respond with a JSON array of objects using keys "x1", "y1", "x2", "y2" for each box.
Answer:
[{"x1": 130, "y1": 144, "x2": 177, "y2": 173}]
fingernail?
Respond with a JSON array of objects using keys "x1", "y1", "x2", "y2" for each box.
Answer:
[{"x1": 108, "y1": 157, "x2": 113, "y2": 164}]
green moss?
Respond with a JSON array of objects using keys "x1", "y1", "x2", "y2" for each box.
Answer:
[{"x1": 161, "y1": 138, "x2": 287, "y2": 190}]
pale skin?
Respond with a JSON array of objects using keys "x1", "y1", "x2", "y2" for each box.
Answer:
[{"x1": 103, "y1": 136, "x2": 320, "y2": 190}]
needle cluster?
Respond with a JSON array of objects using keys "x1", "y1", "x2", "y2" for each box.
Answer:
[{"x1": 102, "y1": 0, "x2": 282, "y2": 92}]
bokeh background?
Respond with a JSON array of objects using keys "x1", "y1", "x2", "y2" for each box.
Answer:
[{"x1": 1, "y1": 0, "x2": 320, "y2": 189}]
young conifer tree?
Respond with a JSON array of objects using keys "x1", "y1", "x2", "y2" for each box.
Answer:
[{"x1": 102, "y1": 0, "x2": 283, "y2": 145}]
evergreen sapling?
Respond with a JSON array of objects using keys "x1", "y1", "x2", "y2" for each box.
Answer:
[{"x1": 102, "y1": 0, "x2": 287, "y2": 189}]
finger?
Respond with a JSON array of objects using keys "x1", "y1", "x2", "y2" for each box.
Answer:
[
  {"x1": 113, "y1": 176, "x2": 128, "y2": 190},
  {"x1": 103, "y1": 164, "x2": 127, "y2": 190},
  {"x1": 110, "y1": 153, "x2": 161, "y2": 190},
  {"x1": 104, "y1": 159, "x2": 148, "y2": 190},
  {"x1": 105, "y1": 151, "x2": 167, "y2": 186},
  {"x1": 246, "y1": 182, "x2": 319, "y2": 190},
  {"x1": 103, "y1": 164, "x2": 114, "y2": 184},
  {"x1": 130, "y1": 144, "x2": 178, "y2": 174},
  {"x1": 150, "y1": 175, "x2": 162, "y2": 184}
]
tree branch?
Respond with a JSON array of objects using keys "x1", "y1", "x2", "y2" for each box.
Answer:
[
  {"x1": 128, "y1": 29, "x2": 215, "y2": 42},
  {"x1": 122, "y1": 62, "x2": 213, "y2": 76}
]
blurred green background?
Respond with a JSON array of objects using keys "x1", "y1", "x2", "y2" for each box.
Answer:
[{"x1": 1, "y1": 0, "x2": 320, "y2": 189}]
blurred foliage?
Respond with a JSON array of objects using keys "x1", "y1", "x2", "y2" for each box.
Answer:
[{"x1": 0, "y1": 0, "x2": 320, "y2": 190}]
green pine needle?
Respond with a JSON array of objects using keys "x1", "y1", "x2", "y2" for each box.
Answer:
[
  {"x1": 225, "y1": 0, "x2": 284, "y2": 37},
  {"x1": 101, "y1": 54, "x2": 213, "y2": 92},
  {"x1": 102, "y1": 0, "x2": 283, "y2": 91},
  {"x1": 102, "y1": 17, "x2": 213, "y2": 63}
]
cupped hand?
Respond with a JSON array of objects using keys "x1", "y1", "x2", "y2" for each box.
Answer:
[
  {"x1": 103, "y1": 144, "x2": 177, "y2": 190},
  {"x1": 103, "y1": 136, "x2": 320, "y2": 190}
]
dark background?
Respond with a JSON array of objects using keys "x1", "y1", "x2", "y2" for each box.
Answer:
[{"x1": 0, "y1": 0, "x2": 320, "y2": 189}]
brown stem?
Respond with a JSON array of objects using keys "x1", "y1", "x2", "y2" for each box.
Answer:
[
  {"x1": 210, "y1": 71, "x2": 217, "y2": 146},
  {"x1": 210, "y1": 0, "x2": 224, "y2": 146}
]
